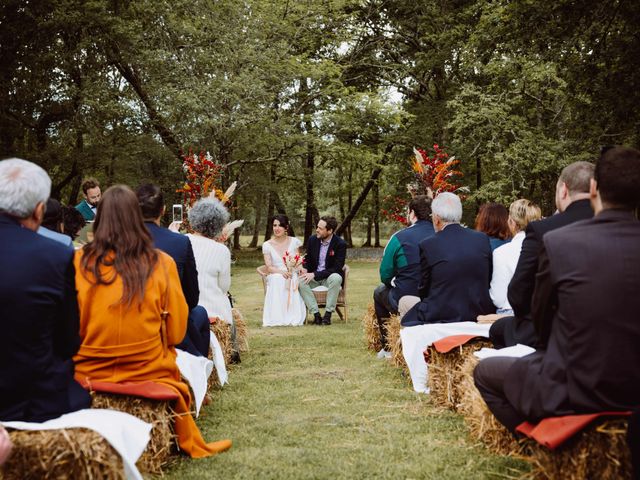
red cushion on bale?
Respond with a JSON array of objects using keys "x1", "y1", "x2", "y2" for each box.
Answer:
[
  {"x1": 79, "y1": 379, "x2": 180, "y2": 401},
  {"x1": 516, "y1": 411, "x2": 632, "y2": 449},
  {"x1": 433, "y1": 334, "x2": 483, "y2": 353}
]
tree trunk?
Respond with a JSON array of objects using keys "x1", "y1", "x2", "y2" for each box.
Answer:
[
  {"x1": 344, "y1": 165, "x2": 353, "y2": 246},
  {"x1": 362, "y1": 216, "x2": 372, "y2": 247},
  {"x1": 249, "y1": 194, "x2": 262, "y2": 248},
  {"x1": 336, "y1": 144, "x2": 393, "y2": 237},
  {"x1": 303, "y1": 141, "x2": 316, "y2": 243},
  {"x1": 264, "y1": 164, "x2": 276, "y2": 242},
  {"x1": 373, "y1": 179, "x2": 381, "y2": 247}
]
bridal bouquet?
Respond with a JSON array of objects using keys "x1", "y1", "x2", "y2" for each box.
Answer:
[{"x1": 282, "y1": 251, "x2": 305, "y2": 273}]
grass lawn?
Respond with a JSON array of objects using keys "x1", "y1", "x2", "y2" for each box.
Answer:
[{"x1": 164, "y1": 252, "x2": 530, "y2": 479}]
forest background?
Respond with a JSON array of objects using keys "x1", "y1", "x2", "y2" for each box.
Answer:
[{"x1": 2, "y1": 0, "x2": 638, "y2": 248}]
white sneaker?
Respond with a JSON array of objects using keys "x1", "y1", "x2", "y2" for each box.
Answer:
[{"x1": 376, "y1": 349, "x2": 392, "y2": 360}]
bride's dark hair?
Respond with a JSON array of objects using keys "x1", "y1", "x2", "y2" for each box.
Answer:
[{"x1": 272, "y1": 214, "x2": 290, "y2": 235}]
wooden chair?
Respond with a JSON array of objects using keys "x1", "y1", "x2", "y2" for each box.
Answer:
[{"x1": 256, "y1": 265, "x2": 350, "y2": 322}]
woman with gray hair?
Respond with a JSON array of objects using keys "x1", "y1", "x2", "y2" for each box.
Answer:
[{"x1": 186, "y1": 197, "x2": 233, "y2": 326}]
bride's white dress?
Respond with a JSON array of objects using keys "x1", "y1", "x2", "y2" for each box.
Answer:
[{"x1": 262, "y1": 237, "x2": 307, "y2": 327}]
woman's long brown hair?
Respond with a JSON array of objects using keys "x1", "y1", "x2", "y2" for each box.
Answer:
[{"x1": 80, "y1": 185, "x2": 158, "y2": 306}]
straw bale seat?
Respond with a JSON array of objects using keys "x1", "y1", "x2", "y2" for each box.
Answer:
[
  {"x1": 82, "y1": 380, "x2": 178, "y2": 475},
  {"x1": 257, "y1": 264, "x2": 350, "y2": 322},
  {"x1": 232, "y1": 307, "x2": 249, "y2": 353},
  {"x1": 457, "y1": 355, "x2": 522, "y2": 455},
  {"x1": 385, "y1": 314, "x2": 408, "y2": 374},
  {"x1": 516, "y1": 413, "x2": 632, "y2": 479},
  {"x1": 426, "y1": 335, "x2": 491, "y2": 411},
  {"x1": 210, "y1": 318, "x2": 233, "y2": 365},
  {"x1": 362, "y1": 302, "x2": 383, "y2": 352},
  {"x1": 2, "y1": 428, "x2": 124, "y2": 480}
]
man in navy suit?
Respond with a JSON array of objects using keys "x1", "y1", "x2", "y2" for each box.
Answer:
[
  {"x1": 299, "y1": 216, "x2": 347, "y2": 325},
  {"x1": 399, "y1": 192, "x2": 494, "y2": 326},
  {"x1": 136, "y1": 184, "x2": 209, "y2": 357},
  {"x1": 0, "y1": 158, "x2": 90, "y2": 422},
  {"x1": 489, "y1": 161, "x2": 594, "y2": 348}
]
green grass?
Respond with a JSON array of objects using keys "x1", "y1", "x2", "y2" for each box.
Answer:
[{"x1": 164, "y1": 254, "x2": 530, "y2": 479}]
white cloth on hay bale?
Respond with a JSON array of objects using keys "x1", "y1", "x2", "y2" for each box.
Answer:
[
  {"x1": 400, "y1": 322, "x2": 492, "y2": 393},
  {"x1": 1, "y1": 408, "x2": 151, "y2": 480},
  {"x1": 474, "y1": 343, "x2": 535, "y2": 360},
  {"x1": 209, "y1": 330, "x2": 228, "y2": 386},
  {"x1": 176, "y1": 348, "x2": 214, "y2": 417}
]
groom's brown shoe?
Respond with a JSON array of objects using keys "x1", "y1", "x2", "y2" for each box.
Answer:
[{"x1": 313, "y1": 312, "x2": 322, "y2": 325}]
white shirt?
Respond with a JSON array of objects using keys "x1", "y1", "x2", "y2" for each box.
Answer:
[
  {"x1": 489, "y1": 231, "x2": 526, "y2": 311},
  {"x1": 186, "y1": 234, "x2": 232, "y2": 323}
]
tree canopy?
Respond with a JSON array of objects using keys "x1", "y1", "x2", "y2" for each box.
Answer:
[{"x1": 2, "y1": 0, "x2": 638, "y2": 244}]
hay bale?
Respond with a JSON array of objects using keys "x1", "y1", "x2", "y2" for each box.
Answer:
[
  {"x1": 2, "y1": 428, "x2": 124, "y2": 479},
  {"x1": 362, "y1": 302, "x2": 383, "y2": 353},
  {"x1": 427, "y1": 339, "x2": 491, "y2": 412},
  {"x1": 91, "y1": 392, "x2": 177, "y2": 475},
  {"x1": 385, "y1": 315, "x2": 408, "y2": 373},
  {"x1": 211, "y1": 320, "x2": 233, "y2": 365},
  {"x1": 526, "y1": 418, "x2": 632, "y2": 480},
  {"x1": 232, "y1": 308, "x2": 249, "y2": 353},
  {"x1": 457, "y1": 355, "x2": 521, "y2": 455}
]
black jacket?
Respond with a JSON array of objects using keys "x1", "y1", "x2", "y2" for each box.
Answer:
[{"x1": 303, "y1": 234, "x2": 347, "y2": 281}]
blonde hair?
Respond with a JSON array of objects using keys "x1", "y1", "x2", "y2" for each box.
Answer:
[{"x1": 509, "y1": 199, "x2": 541, "y2": 232}]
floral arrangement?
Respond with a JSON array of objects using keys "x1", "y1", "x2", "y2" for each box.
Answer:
[
  {"x1": 382, "y1": 144, "x2": 467, "y2": 225},
  {"x1": 381, "y1": 195, "x2": 409, "y2": 226},
  {"x1": 410, "y1": 144, "x2": 467, "y2": 197},
  {"x1": 176, "y1": 150, "x2": 243, "y2": 239},
  {"x1": 176, "y1": 151, "x2": 225, "y2": 207},
  {"x1": 283, "y1": 251, "x2": 305, "y2": 272}
]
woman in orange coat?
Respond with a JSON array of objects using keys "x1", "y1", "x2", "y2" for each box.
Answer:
[{"x1": 73, "y1": 185, "x2": 231, "y2": 458}]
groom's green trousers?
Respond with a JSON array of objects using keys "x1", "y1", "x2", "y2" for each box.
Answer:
[{"x1": 298, "y1": 273, "x2": 343, "y2": 314}]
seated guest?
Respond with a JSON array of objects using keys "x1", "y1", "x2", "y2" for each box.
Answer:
[
  {"x1": 475, "y1": 202, "x2": 511, "y2": 251},
  {"x1": 136, "y1": 184, "x2": 209, "y2": 357},
  {"x1": 60, "y1": 205, "x2": 86, "y2": 242},
  {"x1": 186, "y1": 198, "x2": 240, "y2": 361},
  {"x1": 487, "y1": 199, "x2": 541, "y2": 316},
  {"x1": 474, "y1": 146, "x2": 640, "y2": 433},
  {"x1": 37, "y1": 198, "x2": 73, "y2": 248},
  {"x1": 489, "y1": 161, "x2": 594, "y2": 348},
  {"x1": 75, "y1": 177, "x2": 101, "y2": 221},
  {"x1": 73, "y1": 185, "x2": 231, "y2": 457},
  {"x1": 399, "y1": 192, "x2": 494, "y2": 326},
  {"x1": 373, "y1": 195, "x2": 434, "y2": 358},
  {"x1": 0, "y1": 158, "x2": 90, "y2": 422}
]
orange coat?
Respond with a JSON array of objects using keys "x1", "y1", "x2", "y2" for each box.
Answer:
[{"x1": 73, "y1": 250, "x2": 230, "y2": 458}]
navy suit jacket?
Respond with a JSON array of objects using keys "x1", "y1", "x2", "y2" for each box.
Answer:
[
  {"x1": 401, "y1": 223, "x2": 495, "y2": 326},
  {"x1": 304, "y1": 234, "x2": 347, "y2": 281},
  {"x1": 145, "y1": 222, "x2": 199, "y2": 310},
  {"x1": 505, "y1": 209, "x2": 640, "y2": 419},
  {"x1": 0, "y1": 214, "x2": 90, "y2": 422}
]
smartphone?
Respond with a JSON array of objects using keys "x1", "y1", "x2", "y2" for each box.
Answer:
[{"x1": 172, "y1": 204, "x2": 183, "y2": 224}]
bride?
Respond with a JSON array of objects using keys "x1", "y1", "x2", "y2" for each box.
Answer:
[{"x1": 262, "y1": 214, "x2": 306, "y2": 327}]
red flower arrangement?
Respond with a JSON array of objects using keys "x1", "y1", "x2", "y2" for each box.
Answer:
[
  {"x1": 382, "y1": 144, "x2": 467, "y2": 225},
  {"x1": 176, "y1": 150, "x2": 225, "y2": 207},
  {"x1": 410, "y1": 144, "x2": 466, "y2": 197}
]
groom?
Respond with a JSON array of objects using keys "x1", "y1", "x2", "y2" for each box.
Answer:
[{"x1": 299, "y1": 216, "x2": 347, "y2": 325}]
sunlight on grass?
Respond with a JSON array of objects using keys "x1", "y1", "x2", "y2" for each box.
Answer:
[{"x1": 164, "y1": 254, "x2": 530, "y2": 479}]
